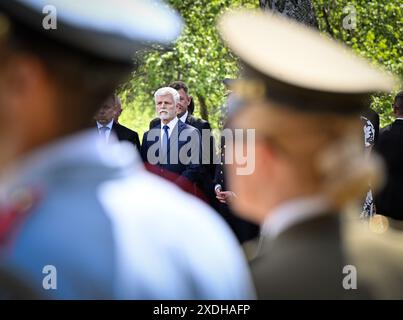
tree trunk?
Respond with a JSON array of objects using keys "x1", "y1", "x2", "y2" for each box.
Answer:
[
  {"x1": 196, "y1": 94, "x2": 209, "y2": 122},
  {"x1": 259, "y1": 0, "x2": 318, "y2": 28}
]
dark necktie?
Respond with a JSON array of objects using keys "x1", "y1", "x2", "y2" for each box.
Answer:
[{"x1": 162, "y1": 125, "x2": 170, "y2": 156}]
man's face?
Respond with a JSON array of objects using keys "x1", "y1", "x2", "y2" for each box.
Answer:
[
  {"x1": 95, "y1": 98, "x2": 116, "y2": 125},
  {"x1": 156, "y1": 94, "x2": 176, "y2": 122},
  {"x1": 176, "y1": 88, "x2": 190, "y2": 118}
]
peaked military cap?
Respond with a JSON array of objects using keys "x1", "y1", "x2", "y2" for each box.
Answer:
[
  {"x1": 0, "y1": 0, "x2": 182, "y2": 64},
  {"x1": 218, "y1": 10, "x2": 400, "y2": 114}
]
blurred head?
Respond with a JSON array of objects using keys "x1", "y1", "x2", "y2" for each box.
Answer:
[
  {"x1": 217, "y1": 9, "x2": 396, "y2": 226},
  {"x1": 393, "y1": 91, "x2": 403, "y2": 117},
  {"x1": 154, "y1": 87, "x2": 179, "y2": 123},
  {"x1": 94, "y1": 95, "x2": 119, "y2": 125},
  {"x1": 226, "y1": 99, "x2": 381, "y2": 225},
  {"x1": 0, "y1": 17, "x2": 132, "y2": 167},
  {"x1": 169, "y1": 81, "x2": 191, "y2": 118}
]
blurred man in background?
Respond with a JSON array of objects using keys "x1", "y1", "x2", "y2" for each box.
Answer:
[
  {"x1": 95, "y1": 94, "x2": 141, "y2": 151},
  {"x1": 142, "y1": 87, "x2": 203, "y2": 187}
]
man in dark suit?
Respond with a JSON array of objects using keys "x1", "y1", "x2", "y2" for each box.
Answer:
[
  {"x1": 149, "y1": 82, "x2": 215, "y2": 173},
  {"x1": 142, "y1": 87, "x2": 202, "y2": 187},
  {"x1": 150, "y1": 81, "x2": 216, "y2": 203},
  {"x1": 95, "y1": 94, "x2": 141, "y2": 151},
  {"x1": 374, "y1": 91, "x2": 403, "y2": 220}
]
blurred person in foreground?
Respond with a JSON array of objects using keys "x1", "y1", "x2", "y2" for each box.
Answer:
[
  {"x1": 213, "y1": 78, "x2": 260, "y2": 244},
  {"x1": 141, "y1": 87, "x2": 202, "y2": 187},
  {"x1": 218, "y1": 10, "x2": 403, "y2": 299},
  {"x1": 0, "y1": 0, "x2": 254, "y2": 299}
]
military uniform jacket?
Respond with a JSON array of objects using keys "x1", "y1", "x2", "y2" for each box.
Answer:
[
  {"x1": 0, "y1": 130, "x2": 254, "y2": 299},
  {"x1": 251, "y1": 200, "x2": 403, "y2": 299}
]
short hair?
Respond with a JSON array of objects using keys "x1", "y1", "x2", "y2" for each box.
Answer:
[
  {"x1": 394, "y1": 91, "x2": 403, "y2": 109},
  {"x1": 2, "y1": 20, "x2": 132, "y2": 131},
  {"x1": 169, "y1": 81, "x2": 188, "y2": 94},
  {"x1": 154, "y1": 87, "x2": 180, "y2": 106}
]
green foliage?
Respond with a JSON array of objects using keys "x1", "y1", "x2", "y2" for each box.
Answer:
[
  {"x1": 119, "y1": 0, "x2": 402, "y2": 136},
  {"x1": 312, "y1": 0, "x2": 402, "y2": 127},
  {"x1": 118, "y1": 0, "x2": 258, "y2": 137}
]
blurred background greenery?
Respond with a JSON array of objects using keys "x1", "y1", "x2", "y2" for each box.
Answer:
[{"x1": 118, "y1": 0, "x2": 402, "y2": 137}]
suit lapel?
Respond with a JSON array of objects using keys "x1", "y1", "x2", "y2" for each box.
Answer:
[
  {"x1": 169, "y1": 120, "x2": 181, "y2": 149},
  {"x1": 111, "y1": 122, "x2": 120, "y2": 139},
  {"x1": 186, "y1": 114, "x2": 194, "y2": 126}
]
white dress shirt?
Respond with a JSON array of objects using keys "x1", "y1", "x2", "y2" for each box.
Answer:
[
  {"x1": 97, "y1": 120, "x2": 114, "y2": 142},
  {"x1": 160, "y1": 117, "x2": 179, "y2": 145},
  {"x1": 0, "y1": 129, "x2": 255, "y2": 299}
]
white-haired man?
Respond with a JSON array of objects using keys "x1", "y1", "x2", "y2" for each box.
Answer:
[{"x1": 141, "y1": 87, "x2": 202, "y2": 188}]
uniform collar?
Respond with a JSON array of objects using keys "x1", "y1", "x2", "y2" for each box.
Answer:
[
  {"x1": 261, "y1": 196, "x2": 330, "y2": 239},
  {"x1": 0, "y1": 129, "x2": 140, "y2": 203}
]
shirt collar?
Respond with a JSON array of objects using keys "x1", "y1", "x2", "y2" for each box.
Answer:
[
  {"x1": 395, "y1": 118, "x2": 403, "y2": 121},
  {"x1": 161, "y1": 116, "x2": 179, "y2": 130},
  {"x1": 97, "y1": 120, "x2": 114, "y2": 130},
  {"x1": 179, "y1": 111, "x2": 188, "y2": 123},
  {"x1": 261, "y1": 196, "x2": 330, "y2": 239},
  {"x1": 0, "y1": 129, "x2": 140, "y2": 203}
]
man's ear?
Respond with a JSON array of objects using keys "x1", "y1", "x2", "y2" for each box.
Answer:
[{"x1": 188, "y1": 95, "x2": 192, "y2": 105}]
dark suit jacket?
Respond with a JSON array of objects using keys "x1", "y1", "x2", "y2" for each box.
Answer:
[
  {"x1": 374, "y1": 119, "x2": 403, "y2": 220},
  {"x1": 150, "y1": 115, "x2": 217, "y2": 207},
  {"x1": 150, "y1": 115, "x2": 216, "y2": 176},
  {"x1": 112, "y1": 122, "x2": 141, "y2": 151},
  {"x1": 141, "y1": 120, "x2": 202, "y2": 184}
]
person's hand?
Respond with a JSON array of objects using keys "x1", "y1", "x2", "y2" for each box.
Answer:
[
  {"x1": 215, "y1": 185, "x2": 222, "y2": 197},
  {"x1": 216, "y1": 190, "x2": 236, "y2": 204}
]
